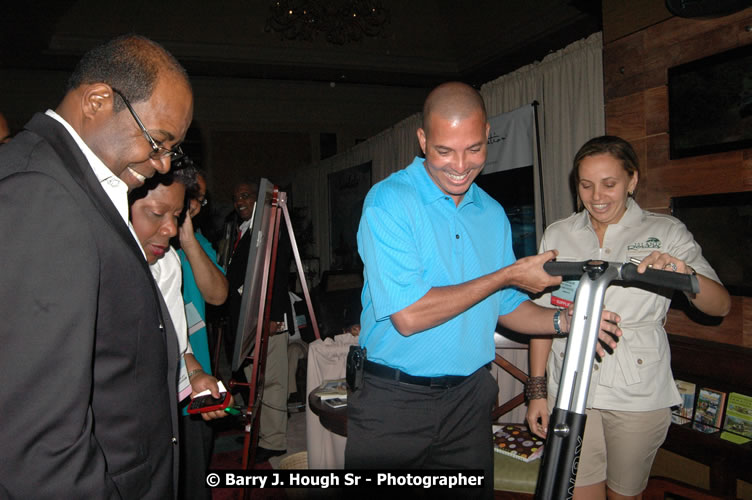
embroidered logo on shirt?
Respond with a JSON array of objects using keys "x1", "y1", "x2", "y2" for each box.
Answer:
[{"x1": 627, "y1": 237, "x2": 661, "y2": 251}]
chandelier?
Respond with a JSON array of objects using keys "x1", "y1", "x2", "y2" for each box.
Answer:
[{"x1": 265, "y1": 0, "x2": 390, "y2": 45}]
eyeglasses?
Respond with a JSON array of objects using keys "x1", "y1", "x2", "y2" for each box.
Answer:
[
  {"x1": 234, "y1": 192, "x2": 254, "y2": 202},
  {"x1": 111, "y1": 87, "x2": 184, "y2": 162}
]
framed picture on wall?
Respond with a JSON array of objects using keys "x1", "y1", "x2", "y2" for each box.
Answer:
[
  {"x1": 328, "y1": 161, "x2": 372, "y2": 271},
  {"x1": 669, "y1": 42, "x2": 752, "y2": 159}
]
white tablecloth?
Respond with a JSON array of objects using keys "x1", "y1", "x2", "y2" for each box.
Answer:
[{"x1": 305, "y1": 333, "x2": 359, "y2": 469}]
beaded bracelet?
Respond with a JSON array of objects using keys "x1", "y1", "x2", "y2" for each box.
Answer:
[{"x1": 525, "y1": 376, "x2": 547, "y2": 401}]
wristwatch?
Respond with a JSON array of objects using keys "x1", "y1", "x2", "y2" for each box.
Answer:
[{"x1": 553, "y1": 309, "x2": 563, "y2": 336}]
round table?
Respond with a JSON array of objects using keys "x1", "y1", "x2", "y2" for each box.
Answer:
[{"x1": 308, "y1": 391, "x2": 348, "y2": 437}]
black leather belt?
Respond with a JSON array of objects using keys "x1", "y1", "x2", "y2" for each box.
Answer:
[{"x1": 364, "y1": 360, "x2": 471, "y2": 388}]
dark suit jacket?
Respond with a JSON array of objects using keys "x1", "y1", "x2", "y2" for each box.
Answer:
[
  {"x1": 225, "y1": 212, "x2": 294, "y2": 368},
  {"x1": 0, "y1": 113, "x2": 179, "y2": 499}
]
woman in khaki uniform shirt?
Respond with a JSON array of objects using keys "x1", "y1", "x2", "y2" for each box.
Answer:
[{"x1": 526, "y1": 136, "x2": 730, "y2": 500}]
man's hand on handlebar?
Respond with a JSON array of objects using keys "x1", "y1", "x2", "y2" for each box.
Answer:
[{"x1": 506, "y1": 250, "x2": 563, "y2": 294}]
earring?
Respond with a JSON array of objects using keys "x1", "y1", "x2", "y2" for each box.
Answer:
[{"x1": 628, "y1": 191, "x2": 634, "y2": 197}]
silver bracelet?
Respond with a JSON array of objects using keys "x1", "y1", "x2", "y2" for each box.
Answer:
[{"x1": 187, "y1": 368, "x2": 204, "y2": 379}]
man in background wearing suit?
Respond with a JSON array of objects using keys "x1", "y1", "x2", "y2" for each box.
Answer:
[
  {"x1": 225, "y1": 181, "x2": 259, "y2": 347},
  {"x1": 225, "y1": 180, "x2": 293, "y2": 462},
  {"x1": 0, "y1": 35, "x2": 193, "y2": 499}
]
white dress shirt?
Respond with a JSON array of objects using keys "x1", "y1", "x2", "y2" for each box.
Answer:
[
  {"x1": 45, "y1": 109, "x2": 145, "y2": 257},
  {"x1": 150, "y1": 247, "x2": 193, "y2": 400}
]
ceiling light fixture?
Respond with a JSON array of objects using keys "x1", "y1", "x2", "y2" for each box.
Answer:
[{"x1": 265, "y1": 0, "x2": 390, "y2": 45}]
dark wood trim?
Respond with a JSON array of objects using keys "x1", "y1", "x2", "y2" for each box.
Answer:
[
  {"x1": 662, "y1": 335, "x2": 752, "y2": 497},
  {"x1": 308, "y1": 391, "x2": 348, "y2": 437},
  {"x1": 644, "y1": 476, "x2": 725, "y2": 500}
]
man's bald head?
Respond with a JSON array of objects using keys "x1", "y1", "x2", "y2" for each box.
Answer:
[
  {"x1": 421, "y1": 82, "x2": 487, "y2": 135},
  {"x1": 0, "y1": 112, "x2": 10, "y2": 143}
]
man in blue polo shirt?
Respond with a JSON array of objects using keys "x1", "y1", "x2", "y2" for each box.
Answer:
[{"x1": 346, "y1": 82, "x2": 621, "y2": 494}]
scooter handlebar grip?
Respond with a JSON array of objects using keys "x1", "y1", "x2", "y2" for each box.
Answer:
[
  {"x1": 543, "y1": 261, "x2": 587, "y2": 278},
  {"x1": 620, "y1": 263, "x2": 700, "y2": 294}
]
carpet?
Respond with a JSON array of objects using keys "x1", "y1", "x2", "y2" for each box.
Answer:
[{"x1": 209, "y1": 430, "x2": 287, "y2": 500}]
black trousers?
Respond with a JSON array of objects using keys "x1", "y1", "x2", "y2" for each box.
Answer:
[
  {"x1": 178, "y1": 414, "x2": 214, "y2": 500},
  {"x1": 345, "y1": 365, "x2": 497, "y2": 499}
]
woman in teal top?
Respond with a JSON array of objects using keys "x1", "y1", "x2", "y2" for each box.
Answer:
[{"x1": 176, "y1": 167, "x2": 229, "y2": 500}]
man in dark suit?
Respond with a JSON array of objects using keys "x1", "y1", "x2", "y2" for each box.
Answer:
[
  {"x1": 0, "y1": 35, "x2": 193, "y2": 499},
  {"x1": 225, "y1": 181, "x2": 259, "y2": 342}
]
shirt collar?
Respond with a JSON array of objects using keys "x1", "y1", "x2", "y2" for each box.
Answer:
[
  {"x1": 45, "y1": 110, "x2": 117, "y2": 185},
  {"x1": 239, "y1": 217, "x2": 253, "y2": 234},
  {"x1": 408, "y1": 156, "x2": 483, "y2": 209},
  {"x1": 44, "y1": 109, "x2": 130, "y2": 225},
  {"x1": 573, "y1": 197, "x2": 643, "y2": 231},
  {"x1": 619, "y1": 198, "x2": 644, "y2": 227}
]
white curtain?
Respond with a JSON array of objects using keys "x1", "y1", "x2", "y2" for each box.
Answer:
[
  {"x1": 481, "y1": 32, "x2": 604, "y2": 236},
  {"x1": 291, "y1": 113, "x2": 421, "y2": 271},
  {"x1": 293, "y1": 32, "x2": 604, "y2": 274}
]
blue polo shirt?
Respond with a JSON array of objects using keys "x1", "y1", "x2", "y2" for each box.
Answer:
[{"x1": 357, "y1": 157, "x2": 527, "y2": 377}]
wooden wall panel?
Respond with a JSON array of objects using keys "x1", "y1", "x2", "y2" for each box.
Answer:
[
  {"x1": 644, "y1": 87, "x2": 667, "y2": 136},
  {"x1": 666, "y1": 296, "x2": 747, "y2": 346},
  {"x1": 606, "y1": 10, "x2": 752, "y2": 100},
  {"x1": 605, "y1": 93, "x2": 644, "y2": 140},
  {"x1": 744, "y1": 150, "x2": 752, "y2": 189},
  {"x1": 603, "y1": 34, "x2": 647, "y2": 100},
  {"x1": 645, "y1": 13, "x2": 745, "y2": 60},
  {"x1": 602, "y1": 32, "x2": 645, "y2": 80},
  {"x1": 602, "y1": 0, "x2": 671, "y2": 44},
  {"x1": 603, "y1": 6, "x2": 752, "y2": 347},
  {"x1": 639, "y1": 138, "x2": 745, "y2": 209},
  {"x1": 604, "y1": 12, "x2": 752, "y2": 209}
]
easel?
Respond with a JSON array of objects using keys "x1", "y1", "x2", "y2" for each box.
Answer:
[{"x1": 225, "y1": 187, "x2": 321, "y2": 482}]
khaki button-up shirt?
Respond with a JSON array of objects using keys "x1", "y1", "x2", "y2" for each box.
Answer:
[{"x1": 535, "y1": 199, "x2": 720, "y2": 411}]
